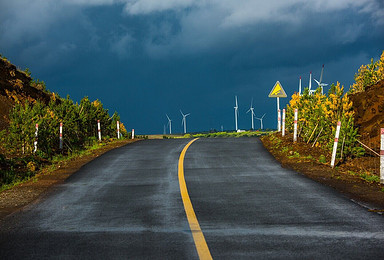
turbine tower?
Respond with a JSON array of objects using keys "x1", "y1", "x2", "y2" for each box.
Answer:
[
  {"x1": 180, "y1": 110, "x2": 190, "y2": 134},
  {"x1": 255, "y1": 113, "x2": 266, "y2": 130},
  {"x1": 234, "y1": 96, "x2": 239, "y2": 131},
  {"x1": 298, "y1": 76, "x2": 302, "y2": 95},
  {"x1": 246, "y1": 98, "x2": 256, "y2": 130},
  {"x1": 309, "y1": 71, "x2": 316, "y2": 95},
  {"x1": 314, "y1": 64, "x2": 328, "y2": 94},
  {"x1": 166, "y1": 114, "x2": 172, "y2": 134}
]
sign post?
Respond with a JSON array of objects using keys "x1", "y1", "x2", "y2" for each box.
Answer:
[
  {"x1": 282, "y1": 109, "x2": 286, "y2": 137},
  {"x1": 269, "y1": 81, "x2": 287, "y2": 131}
]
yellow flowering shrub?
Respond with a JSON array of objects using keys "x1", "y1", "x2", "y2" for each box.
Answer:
[
  {"x1": 286, "y1": 82, "x2": 361, "y2": 158},
  {"x1": 350, "y1": 50, "x2": 384, "y2": 93}
]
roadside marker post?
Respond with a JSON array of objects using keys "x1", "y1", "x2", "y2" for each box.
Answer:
[
  {"x1": 268, "y1": 81, "x2": 287, "y2": 132},
  {"x1": 132, "y1": 129, "x2": 135, "y2": 139},
  {"x1": 97, "y1": 120, "x2": 101, "y2": 141},
  {"x1": 293, "y1": 109, "x2": 298, "y2": 142},
  {"x1": 331, "y1": 121, "x2": 341, "y2": 168},
  {"x1": 59, "y1": 122, "x2": 63, "y2": 150},
  {"x1": 381, "y1": 129, "x2": 384, "y2": 184},
  {"x1": 282, "y1": 109, "x2": 286, "y2": 137},
  {"x1": 117, "y1": 121, "x2": 120, "y2": 139},
  {"x1": 34, "y1": 123, "x2": 38, "y2": 153}
]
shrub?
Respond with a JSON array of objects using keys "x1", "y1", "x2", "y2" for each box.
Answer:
[
  {"x1": 350, "y1": 50, "x2": 384, "y2": 93},
  {"x1": 285, "y1": 82, "x2": 360, "y2": 158}
]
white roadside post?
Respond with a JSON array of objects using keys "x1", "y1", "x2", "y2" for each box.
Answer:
[
  {"x1": 282, "y1": 109, "x2": 286, "y2": 137},
  {"x1": 331, "y1": 121, "x2": 341, "y2": 168},
  {"x1": 97, "y1": 120, "x2": 101, "y2": 141},
  {"x1": 268, "y1": 81, "x2": 287, "y2": 132},
  {"x1": 34, "y1": 123, "x2": 38, "y2": 153},
  {"x1": 59, "y1": 122, "x2": 63, "y2": 150},
  {"x1": 132, "y1": 129, "x2": 135, "y2": 139},
  {"x1": 381, "y1": 128, "x2": 384, "y2": 184},
  {"x1": 117, "y1": 121, "x2": 120, "y2": 139},
  {"x1": 293, "y1": 109, "x2": 298, "y2": 142}
]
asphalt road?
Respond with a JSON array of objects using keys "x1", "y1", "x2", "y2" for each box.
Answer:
[{"x1": 1, "y1": 138, "x2": 384, "y2": 259}]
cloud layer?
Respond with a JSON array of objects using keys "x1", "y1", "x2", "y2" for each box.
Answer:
[{"x1": 0, "y1": 0, "x2": 383, "y2": 133}]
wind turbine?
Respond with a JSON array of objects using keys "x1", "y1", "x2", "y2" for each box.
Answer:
[
  {"x1": 255, "y1": 113, "x2": 266, "y2": 130},
  {"x1": 246, "y1": 98, "x2": 256, "y2": 130},
  {"x1": 309, "y1": 71, "x2": 316, "y2": 95},
  {"x1": 314, "y1": 64, "x2": 328, "y2": 94},
  {"x1": 234, "y1": 96, "x2": 239, "y2": 131},
  {"x1": 180, "y1": 110, "x2": 190, "y2": 134},
  {"x1": 166, "y1": 114, "x2": 172, "y2": 134},
  {"x1": 298, "y1": 76, "x2": 302, "y2": 95}
]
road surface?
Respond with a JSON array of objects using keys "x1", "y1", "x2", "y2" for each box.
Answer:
[{"x1": 1, "y1": 138, "x2": 384, "y2": 259}]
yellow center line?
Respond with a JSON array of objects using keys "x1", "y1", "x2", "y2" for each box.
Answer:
[{"x1": 178, "y1": 138, "x2": 213, "y2": 260}]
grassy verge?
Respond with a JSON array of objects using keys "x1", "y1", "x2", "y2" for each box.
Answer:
[{"x1": 181, "y1": 130, "x2": 273, "y2": 138}]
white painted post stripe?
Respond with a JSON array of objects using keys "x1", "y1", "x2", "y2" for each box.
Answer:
[
  {"x1": 59, "y1": 122, "x2": 63, "y2": 150},
  {"x1": 34, "y1": 123, "x2": 38, "y2": 153},
  {"x1": 117, "y1": 121, "x2": 120, "y2": 139},
  {"x1": 97, "y1": 120, "x2": 101, "y2": 141},
  {"x1": 132, "y1": 129, "x2": 135, "y2": 139},
  {"x1": 282, "y1": 109, "x2": 286, "y2": 137},
  {"x1": 331, "y1": 121, "x2": 341, "y2": 168},
  {"x1": 293, "y1": 109, "x2": 298, "y2": 142},
  {"x1": 380, "y1": 128, "x2": 384, "y2": 184}
]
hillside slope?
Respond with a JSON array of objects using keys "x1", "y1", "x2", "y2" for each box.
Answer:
[
  {"x1": 350, "y1": 79, "x2": 384, "y2": 151},
  {"x1": 0, "y1": 58, "x2": 51, "y2": 130}
]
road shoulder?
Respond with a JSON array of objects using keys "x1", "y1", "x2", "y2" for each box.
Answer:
[
  {"x1": 260, "y1": 134, "x2": 384, "y2": 211},
  {"x1": 0, "y1": 139, "x2": 138, "y2": 221}
]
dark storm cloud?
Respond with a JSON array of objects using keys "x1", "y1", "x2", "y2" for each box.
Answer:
[{"x1": 0, "y1": 1, "x2": 383, "y2": 133}]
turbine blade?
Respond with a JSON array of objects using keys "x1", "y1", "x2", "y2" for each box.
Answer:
[{"x1": 320, "y1": 64, "x2": 324, "y2": 83}]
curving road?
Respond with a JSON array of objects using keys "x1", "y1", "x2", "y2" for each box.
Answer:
[{"x1": 1, "y1": 138, "x2": 384, "y2": 259}]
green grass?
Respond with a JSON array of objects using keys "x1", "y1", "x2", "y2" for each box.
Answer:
[
  {"x1": 347, "y1": 170, "x2": 380, "y2": 183},
  {"x1": 318, "y1": 155, "x2": 327, "y2": 163},
  {"x1": 182, "y1": 130, "x2": 272, "y2": 139}
]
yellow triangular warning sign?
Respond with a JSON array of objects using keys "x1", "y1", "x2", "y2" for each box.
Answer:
[{"x1": 268, "y1": 81, "x2": 287, "y2": 98}]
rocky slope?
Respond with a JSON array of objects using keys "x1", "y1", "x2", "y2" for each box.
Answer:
[
  {"x1": 350, "y1": 79, "x2": 384, "y2": 151},
  {"x1": 0, "y1": 57, "x2": 51, "y2": 130}
]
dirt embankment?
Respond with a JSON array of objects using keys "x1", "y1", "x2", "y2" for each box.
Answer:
[
  {"x1": 261, "y1": 133, "x2": 384, "y2": 211},
  {"x1": 0, "y1": 58, "x2": 52, "y2": 130},
  {"x1": 349, "y1": 79, "x2": 384, "y2": 151}
]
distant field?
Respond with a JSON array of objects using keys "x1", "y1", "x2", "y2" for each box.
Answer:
[{"x1": 147, "y1": 131, "x2": 273, "y2": 139}]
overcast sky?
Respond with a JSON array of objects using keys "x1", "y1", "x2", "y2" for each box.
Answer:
[{"x1": 1, "y1": 0, "x2": 383, "y2": 134}]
